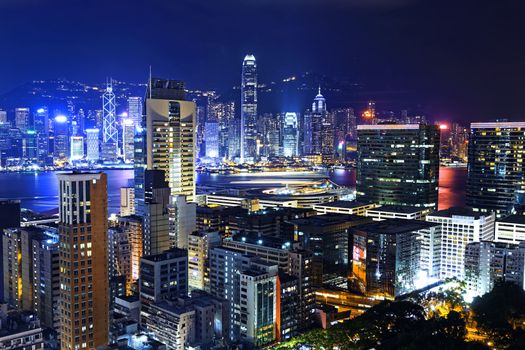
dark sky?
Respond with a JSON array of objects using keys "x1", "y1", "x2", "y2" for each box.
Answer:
[{"x1": 1, "y1": 0, "x2": 524, "y2": 121}]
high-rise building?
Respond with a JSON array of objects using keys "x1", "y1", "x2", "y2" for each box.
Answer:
[
  {"x1": 85, "y1": 128, "x2": 100, "y2": 161},
  {"x1": 128, "y1": 96, "x2": 143, "y2": 127},
  {"x1": 142, "y1": 170, "x2": 171, "y2": 256},
  {"x1": 282, "y1": 112, "x2": 299, "y2": 157},
  {"x1": 135, "y1": 78, "x2": 196, "y2": 213},
  {"x1": 240, "y1": 54, "x2": 258, "y2": 163},
  {"x1": 357, "y1": 124, "x2": 440, "y2": 210},
  {"x1": 209, "y1": 247, "x2": 277, "y2": 347},
  {"x1": 22, "y1": 130, "x2": 38, "y2": 162},
  {"x1": 120, "y1": 186, "x2": 135, "y2": 217},
  {"x1": 102, "y1": 81, "x2": 118, "y2": 162},
  {"x1": 57, "y1": 172, "x2": 109, "y2": 350},
  {"x1": 122, "y1": 119, "x2": 135, "y2": 163},
  {"x1": 0, "y1": 199, "x2": 20, "y2": 302},
  {"x1": 118, "y1": 215, "x2": 143, "y2": 283},
  {"x1": 53, "y1": 115, "x2": 69, "y2": 160},
  {"x1": 139, "y1": 247, "x2": 188, "y2": 305},
  {"x1": 426, "y1": 207, "x2": 495, "y2": 280},
  {"x1": 495, "y1": 215, "x2": 525, "y2": 244},
  {"x1": 168, "y1": 195, "x2": 196, "y2": 250},
  {"x1": 3, "y1": 226, "x2": 60, "y2": 330},
  {"x1": 465, "y1": 241, "x2": 525, "y2": 301},
  {"x1": 350, "y1": 219, "x2": 439, "y2": 298},
  {"x1": 0, "y1": 110, "x2": 7, "y2": 124},
  {"x1": 188, "y1": 231, "x2": 221, "y2": 291},
  {"x1": 466, "y1": 122, "x2": 525, "y2": 217},
  {"x1": 204, "y1": 121, "x2": 219, "y2": 158},
  {"x1": 70, "y1": 136, "x2": 84, "y2": 161},
  {"x1": 15, "y1": 107, "x2": 31, "y2": 132}
]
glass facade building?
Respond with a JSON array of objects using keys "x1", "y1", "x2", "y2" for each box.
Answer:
[
  {"x1": 466, "y1": 122, "x2": 525, "y2": 217},
  {"x1": 356, "y1": 124, "x2": 440, "y2": 210},
  {"x1": 240, "y1": 54, "x2": 258, "y2": 163}
]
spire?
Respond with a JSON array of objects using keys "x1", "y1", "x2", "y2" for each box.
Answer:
[{"x1": 318, "y1": 85, "x2": 321, "y2": 95}]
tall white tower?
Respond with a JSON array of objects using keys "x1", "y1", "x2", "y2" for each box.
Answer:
[{"x1": 102, "y1": 79, "x2": 118, "y2": 161}]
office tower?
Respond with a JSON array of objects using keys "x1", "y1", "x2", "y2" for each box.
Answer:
[
  {"x1": 139, "y1": 247, "x2": 188, "y2": 304},
  {"x1": 22, "y1": 130, "x2": 38, "y2": 162},
  {"x1": 57, "y1": 172, "x2": 109, "y2": 350},
  {"x1": 215, "y1": 101, "x2": 235, "y2": 158},
  {"x1": 135, "y1": 78, "x2": 196, "y2": 213},
  {"x1": 0, "y1": 110, "x2": 7, "y2": 124},
  {"x1": 122, "y1": 119, "x2": 135, "y2": 163},
  {"x1": 350, "y1": 219, "x2": 439, "y2": 298},
  {"x1": 333, "y1": 107, "x2": 357, "y2": 160},
  {"x1": 196, "y1": 105, "x2": 206, "y2": 158},
  {"x1": 34, "y1": 108, "x2": 49, "y2": 163},
  {"x1": 108, "y1": 227, "x2": 133, "y2": 296},
  {"x1": 142, "y1": 170, "x2": 171, "y2": 256},
  {"x1": 282, "y1": 112, "x2": 299, "y2": 157},
  {"x1": 222, "y1": 234, "x2": 315, "y2": 335},
  {"x1": 3, "y1": 226, "x2": 60, "y2": 330},
  {"x1": 204, "y1": 121, "x2": 219, "y2": 158},
  {"x1": 361, "y1": 101, "x2": 376, "y2": 124},
  {"x1": 356, "y1": 124, "x2": 440, "y2": 210},
  {"x1": 495, "y1": 215, "x2": 525, "y2": 244},
  {"x1": 465, "y1": 241, "x2": 525, "y2": 301},
  {"x1": 188, "y1": 231, "x2": 221, "y2": 291},
  {"x1": 120, "y1": 186, "x2": 135, "y2": 216},
  {"x1": 53, "y1": 115, "x2": 69, "y2": 160},
  {"x1": 15, "y1": 107, "x2": 31, "y2": 132},
  {"x1": 303, "y1": 88, "x2": 333, "y2": 158},
  {"x1": 260, "y1": 113, "x2": 280, "y2": 157},
  {"x1": 102, "y1": 81, "x2": 118, "y2": 162},
  {"x1": 240, "y1": 54, "x2": 258, "y2": 163},
  {"x1": 426, "y1": 207, "x2": 495, "y2": 280},
  {"x1": 85, "y1": 128, "x2": 100, "y2": 161},
  {"x1": 70, "y1": 135, "x2": 84, "y2": 160},
  {"x1": 0, "y1": 199, "x2": 20, "y2": 302},
  {"x1": 227, "y1": 116, "x2": 241, "y2": 161},
  {"x1": 168, "y1": 195, "x2": 197, "y2": 249},
  {"x1": 128, "y1": 96, "x2": 143, "y2": 126},
  {"x1": 118, "y1": 215, "x2": 144, "y2": 282},
  {"x1": 209, "y1": 247, "x2": 277, "y2": 346},
  {"x1": 466, "y1": 122, "x2": 525, "y2": 217},
  {"x1": 288, "y1": 215, "x2": 372, "y2": 287}
]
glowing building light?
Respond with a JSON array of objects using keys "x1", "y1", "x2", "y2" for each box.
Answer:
[{"x1": 54, "y1": 115, "x2": 67, "y2": 123}]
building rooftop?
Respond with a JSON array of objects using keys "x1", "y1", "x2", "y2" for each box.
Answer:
[
  {"x1": 427, "y1": 206, "x2": 488, "y2": 219},
  {"x1": 368, "y1": 205, "x2": 425, "y2": 214},
  {"x1": 314, "y1": 200, "x2": 374, "y2": 209},
  {"x1": 498, "y1": 215, "x2": 525, "y2": 225},
  {"x1": 287, "y1": 214, "x2": 369, "y2": 227},
  {"x1": 142, "y1": 247, "x2": 187, "y2": 262},
  {"x1": 352, "y1": 218, "x2": 439, "y2": 235}
]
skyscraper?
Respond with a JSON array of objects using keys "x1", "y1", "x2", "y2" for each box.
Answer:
[
  {"x1": 85, "y1": 129, "x2": 100, "y2": 161},
  {"x1": 303, "y1": 88, "x2": 332, "y2": 157},
  {"x1": 240, "y1": 54, "x2": 258, "y2": 163},
  {"x1": 204, "y1": 121, "x2": 219, "y2": 158},
  {"x1": 69, "y1": 136, "x2": 84, "y2": 161},
  {"x1": 57, "y1": 172, "x2": 109, "y2": 350},
  {"x1": 466, "y1": 122, "x2": 525, "y2": 217},
  {"x1": 122, "y1": 119, "x2": 135, "y2": 163},
  {"x1": 15, "y1": 107, "x2": 31, "y2": 132},
  {"x1": 357, "y1": 124, "x2": 440, "y2": 210},
  {"x1": 282, "y1": 112, "x2": 299, "y2": 157},
  {"x1": 135, "y1": 78, "x2": 196, "y2": 214},
  {"x1": 102, "y1": 81, "x2": 118, "y2": 162},
  {"x1": 127, "y1": 96, "x2": 143, "y2": 126}
]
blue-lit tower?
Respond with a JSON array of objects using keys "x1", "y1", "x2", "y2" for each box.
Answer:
[
  {"x1": 240, "y1": 54, "x2": 258, "y2": 163},
  {"x1": 102, "y1": 79, "x2": 118, "y2": 161}
]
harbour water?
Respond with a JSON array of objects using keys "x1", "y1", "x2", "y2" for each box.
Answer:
[{"x1": 0, "y1": 167, "x2": 467, "y2": 213}]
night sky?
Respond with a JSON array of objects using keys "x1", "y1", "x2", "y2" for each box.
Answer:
[{"x1": 1, "y1": 0, "x2": 524, "y2": 121}]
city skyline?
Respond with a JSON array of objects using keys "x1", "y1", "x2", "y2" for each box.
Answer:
[{"x1": 1, "y1": 1, "x2": 525, "y2": 121}]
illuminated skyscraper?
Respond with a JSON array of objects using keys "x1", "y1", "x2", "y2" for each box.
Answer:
[
  {"x1": 304, "y1": 88, "x2": 332, "y2": 157},
  {"x1": 0, "y1": 110, "x2": 7, "y2": 124},
  {"x1": 53, "y1": 115, "x2": 69, "y2": 160},
  {"x1": 122, "y1": 119, "x2": 135, "y2": 163},
  {"x1": 85, "y1": 129, "x2": 100, "y2": 161},
  {"x1": 240, "y1": 54, "x2": 258, "y2": 163},
  {"x1": 282, "y1": 112, "x2": 299, "y2": 157},
  {"x1": 466, "y1": 122, "x2": 525, "y2": 217},
  {"x1": 69, "y1": 136, "x2": 84, "y2": 160},
  {"x1": 135, "y1": 78, "x2": 196, "y2": 215},
  {"x1": 127, "y1": 96, "x2": 143, "y2": 126},
  {"x1": 102, "y1": 81, "x2": 118, "y2": 162},
  {"x1": 204, "y1": 121, "x2": 219, "y2": 158},
  {"x1": 15, "y1": 107, "x2": 31, "y2": 132},
  {"x1": 57, "y1": 172, "x2": 109, "y2": 350},
  {"x1": 357, "y1": 124, "x2": 440, "y2": 210}
]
